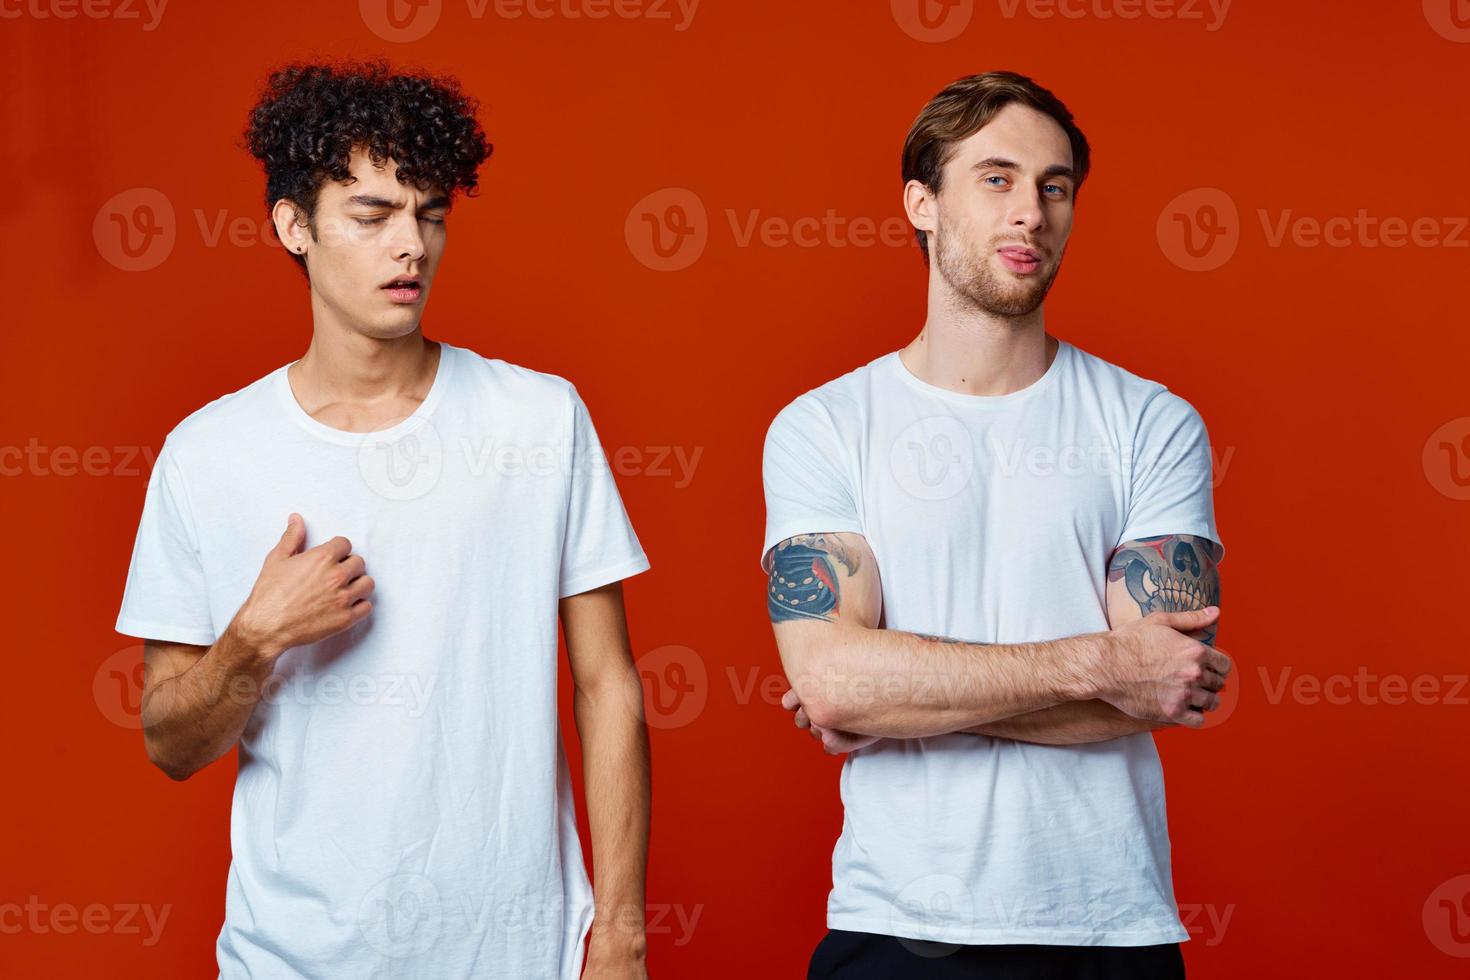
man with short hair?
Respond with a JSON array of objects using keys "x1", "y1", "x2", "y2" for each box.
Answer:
[
  {"x1": 116, "y1": 59, "x2": 652, "y2": 979},
  {"x1": 763, "y1": 70, "x2": 1229, "y2": 979}
]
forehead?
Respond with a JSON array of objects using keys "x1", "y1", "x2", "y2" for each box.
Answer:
[{"x1": 945, "y1": 102, "x2": 1073, "y2": 174}]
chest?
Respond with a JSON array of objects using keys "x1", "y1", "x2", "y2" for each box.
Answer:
[{"x1": 857, "y1": 410, "x2": 1130, "y2": 596}]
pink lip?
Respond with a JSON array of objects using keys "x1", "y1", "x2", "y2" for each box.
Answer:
[
  {"x1": 997, "y1": 247, "x2": 1041, "y2": 274},
  {"x1": 383, "y1": 283, "x2": 422, "y2": 303}
]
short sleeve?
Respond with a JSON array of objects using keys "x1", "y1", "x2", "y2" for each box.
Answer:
[
  {"x1": 1117, "y1": 389, "x2": 1225, "y2": 561},
  {"x1": 115, "y1": 439, "x2": 218, "y2": 645},
  {"x1": 558, "y1": 386, "x2": 651, "y2": 599},
  {"x1": 760, "y1": 395, "x2": 863, "y2": 571}
]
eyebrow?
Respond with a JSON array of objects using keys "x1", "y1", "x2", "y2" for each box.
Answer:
[
  {"x1": 971, "y1": 156, "x2": 1077, "y2": 182},
  {"x1": 345, "y1": 193, "x2": 452, "y2": 210}
]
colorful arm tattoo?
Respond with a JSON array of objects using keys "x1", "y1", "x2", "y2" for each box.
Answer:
[
  {"x1": 1107, "y1": 534, "x2": 1223, "y2": 644},
  {"x1": 766, "y1": 533, "x2": 862, "y2": 624}
]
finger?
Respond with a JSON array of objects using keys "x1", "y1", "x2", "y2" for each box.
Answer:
[
  {"x1": 269, "y1": 513, "x2": 306, "y2": 560},
  {"x1": 345, "y1": 574, "x2": 375, "y2": 601},
  {"x1": 794, "y1": 707, "x2": 811, "y2": 730},
  {"x1": 315, "y1": 535, "x2": 353, "y2": 561},
  {"x1": 1196, "y1": 670, "x2": 1225, "y2": 693},
  {"x1": 339, "y1": 554, "x2": 366, "y2": 581},
  {"x1": 1202, "y1": 647, "x2": 1233, "y2": 679},
  {"x1": 1149, "y1": 606, "x2": 1220, "y2": 632},
  {"x1": 781, "y1": 688, "x2": 800, "y2": 711},
  {"x1": 347, "y1": 599, "x2": 373, "y2": 624},
  {"x1": 827, "y1": 733, "x2": 859, "y2": 754},
  {"x1": 1188, "y1": 687, "x2": 1220, "y2": 712}
]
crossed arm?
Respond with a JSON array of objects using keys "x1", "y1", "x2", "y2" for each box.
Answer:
[{"x1": 766, "y1": 531, "x2": 1223, "y2": 748}]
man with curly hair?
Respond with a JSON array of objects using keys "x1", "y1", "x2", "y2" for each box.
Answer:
[{"x1": 115, "y1": 60, "x2": 653, "y2": 980}]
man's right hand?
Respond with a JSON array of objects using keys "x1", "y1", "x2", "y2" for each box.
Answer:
[
  {"x1": 1096, "y1": 607, "x2": 1231, "y2": 728},
  {"x1": 234, "y1": 513, "x2": 375, "y2": 660}
]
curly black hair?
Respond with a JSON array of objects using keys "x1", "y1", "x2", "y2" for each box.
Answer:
[{"x1": 242, "y1": 58, "x2": 493, "y2": 277}]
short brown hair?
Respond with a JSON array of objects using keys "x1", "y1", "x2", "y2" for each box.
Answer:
[{"x1": 902, "y1": 71, "x2": 1091, "y2": 260}]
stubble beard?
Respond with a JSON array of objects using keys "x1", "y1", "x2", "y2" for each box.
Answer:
[{"x1": 933, "y1": 224, "x2": 1064, "y2": 319}]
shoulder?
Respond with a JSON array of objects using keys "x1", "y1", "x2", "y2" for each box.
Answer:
[
  {"x1": 765, "y1": 353, "x2": 887, "y2": 445},
  {"x1": 1064, "y1": 340, "x2": 1206, "y2": 433},
  {"x1": 451, "y1": 344, "x2": 578, "y2": 402},
  {"x1": 162, "y1": 366, "x2": 281, "y2": 459},
  {"x1": 448, "y1": 343, "x2": 590, "y2": 427}
]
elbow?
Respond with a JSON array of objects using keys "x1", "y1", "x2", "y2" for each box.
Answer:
[
  {"x1": 801, "y1": 696, "x2": 846, "y2": 732},
  {"x1": 144, "y1": 732, "x2": 197, "y2": 782},
  {"x1": 574, "y1": 667, "x2": 646, "y2": 721},
  {"x1": 781, "y1": 633, "x2": 862, "y2": 732},
  {"x1": 152, "y1": 755, "x2": 196, "y2": 782}
]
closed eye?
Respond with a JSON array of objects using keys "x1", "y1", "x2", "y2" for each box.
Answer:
[{"x1": 353, "y1": 215, "x2": 447, "y2": 226}]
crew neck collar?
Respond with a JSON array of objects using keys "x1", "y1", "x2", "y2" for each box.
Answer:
[
  {"x1": 274, "y1": 341, "x2": 457, "y2": 446},
  {"x1": 887, "y1": 337, "x2": 1069, "y2": 407}
]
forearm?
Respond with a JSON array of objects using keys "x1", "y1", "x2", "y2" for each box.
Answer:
[
  {"x1": 788, "y1": 627, "x2": 1108, "y2": 738},
  {"x1": 142, "y1": 620, "x2": 275, "y2": 780},
  {"x1": 965, "y1": 698, "x2": 1167, "y2": 745},
  {"x1": 964, "y1": 613, "x2": 1225, "y2": 745},
  {"x1": 574, "y1": 673, "x2": 651, "y2": 962}
]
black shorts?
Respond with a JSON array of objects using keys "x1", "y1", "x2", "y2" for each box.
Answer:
[{"x1": 807, "y1": 929, "x2": 1186, "y2": 979}]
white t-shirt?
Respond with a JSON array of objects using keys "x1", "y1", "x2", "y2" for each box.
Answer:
[
  {"x1": 760, "y1": 338, "x2": 1223, "y2": 947},
  {"x1": 116, "y1": 341, "x2": 650, "y2": 979}
]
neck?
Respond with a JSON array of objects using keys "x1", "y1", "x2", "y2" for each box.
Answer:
[
  {"x1": 901, "y1": 288, "x2": 1055, "y2": 396},
  {"x1": 290, "y1": 321, "x2": 439, "y2": 407}
]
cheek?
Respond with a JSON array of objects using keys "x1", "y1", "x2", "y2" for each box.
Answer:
[
  {"x1": 314, "y1": 247, "x2": 376, "y2": 295},
  {"x1": 937, "y1": 195, "x2": 985, "y2": 246},
  {"x1": 1047, "y1": 205, "x2": 1074, "y2": 239}
]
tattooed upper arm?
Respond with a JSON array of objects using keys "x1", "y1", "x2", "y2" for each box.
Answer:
[
  {"x1": 763, "y1": 532, "x2": 881, "y2": 630},
  {"x1": 1105, "y1": 534, "x2": 1222, "y2": 644}
]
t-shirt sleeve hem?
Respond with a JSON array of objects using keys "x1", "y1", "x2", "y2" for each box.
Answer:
[
  {"x1": 114, "y1": 615, "x2": 217, "y2": 646},
  {"x1": 759, "y1": 520, "x2": 866, "y2": 572},
  {"x1": 558, "y1": 553, "x2": 651, "y2": 599},
  {"x1": 1114, "y1": 524, "x2": 1225, "y2": 563}
]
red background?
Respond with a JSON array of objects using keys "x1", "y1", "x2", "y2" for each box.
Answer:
[{"x1": 5, "y1": 0, "x2": 1470, "y2": 975}]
